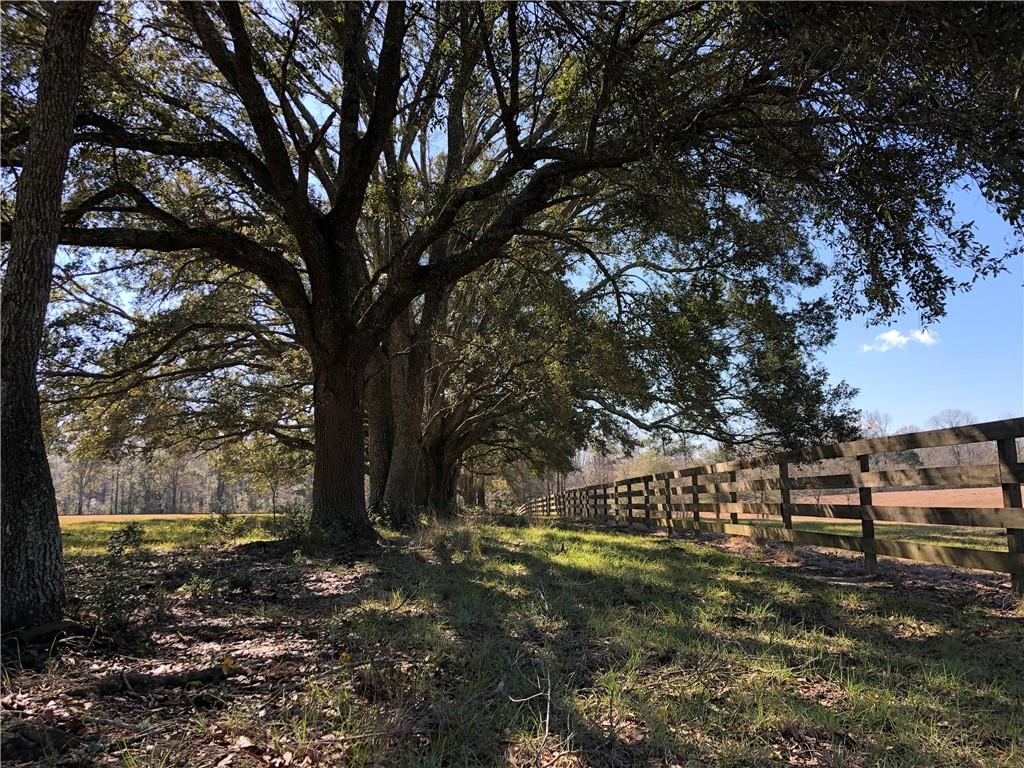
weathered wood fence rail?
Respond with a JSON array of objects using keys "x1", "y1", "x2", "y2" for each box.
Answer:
[{"x1": 516, "y1": 418, "x2": 1024, "y2": 593}]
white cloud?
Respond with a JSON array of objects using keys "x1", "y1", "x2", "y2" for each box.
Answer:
[
  {"x1": 862, "y1": 328, "x2": 938, "y2": 353},
  {"x1": 909, "y1": 329, "x2": 938, "y2": 346}
]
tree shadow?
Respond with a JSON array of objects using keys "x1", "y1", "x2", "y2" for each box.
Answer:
[
  {"x1": 12, "y1": 523, "x2": 1020, "y2": 767},
  {"x1": 339, "y1": 524, "x2": 1022, "y2": 766}
]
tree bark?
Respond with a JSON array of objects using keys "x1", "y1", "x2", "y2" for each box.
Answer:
[
  {"x1": 365, "y1": 352, "x2": 393, "y2": 517},
  {"x1": 381, "y1": 339, "x2": 427, "y2": 530},
  {"x1": 1, "y1": 1, "x2": 98, "y2": 630},
  {"x1": 383, "y1": 410, "x2": 423, "y2": 529},
  {"x1": 423, "y1": 445, "x2": 458, "y2": 519},
  {"x1": 169, "y1": 469, "x2": 178, "y2": 515},
  {"x1": 309, "y1": 357, "x2": 377, "y2": 544}
]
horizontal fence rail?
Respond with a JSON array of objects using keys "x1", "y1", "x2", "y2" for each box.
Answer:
[{"x1": 516, "y1": 418, "x2": 1024, "y2": 594}]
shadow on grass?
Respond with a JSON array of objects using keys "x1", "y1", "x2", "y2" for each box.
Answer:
[
  {"x1": 304, "y1": 524, "x2": 1022, "y2": 766},
  {"x1": 21, "y1": 520, "x2": 1022, "y2": 767}
]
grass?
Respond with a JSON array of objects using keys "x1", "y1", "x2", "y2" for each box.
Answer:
[
  {"x1": 29, "y1": 516, "x2": 1024, "y2": 766},
  {"x1": 714, "y1": 516, "x2": 1008, "y2": 552},
  {"x1": 60, "y1": 514, "x2": 278, "y2": 556},
  {"x1": 796, "y1": 520, "x2": 1007, "y2": 551}
]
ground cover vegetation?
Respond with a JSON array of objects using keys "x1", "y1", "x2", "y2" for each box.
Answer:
[{"x1": 3, "y1": 517, "x2": 1022, "y2": 766}]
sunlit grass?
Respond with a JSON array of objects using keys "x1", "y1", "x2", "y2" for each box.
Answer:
[
  {"x1": 60, "y1": 514, "x2": 275, "y2": 556},
  {"x1": 57, "y1": 517, "x2": 1022, "y2": 766},
  {"x1": 705, "y1": 516, "x2": 1008, "y2": 551}
]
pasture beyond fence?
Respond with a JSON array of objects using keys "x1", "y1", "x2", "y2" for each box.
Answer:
[{"x1": 517, "y1": 418, "x2": 1024, "y2": 594}]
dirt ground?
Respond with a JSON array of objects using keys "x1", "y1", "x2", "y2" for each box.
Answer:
[{"x1": 2, "y1": 540, "x2": 366, "y2": 767}]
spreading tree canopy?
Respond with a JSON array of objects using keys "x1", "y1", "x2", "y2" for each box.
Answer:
[{"x1": 4, "y1": 2, "x2": 1022, "y2": 546}]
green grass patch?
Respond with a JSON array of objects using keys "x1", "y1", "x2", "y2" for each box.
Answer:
[
  {"x1": 52, "y1": 518, "x2": 1023, "y2": 766},
  {"x1": 60, "y1": 514, "x2": 276, "y2": 556},
  {"x1": 703, "y1": 516, "x2": 1008, "y2": 552},
  {"x1": 797, "y1": 520, "x2": 1008, "y2": 551}
]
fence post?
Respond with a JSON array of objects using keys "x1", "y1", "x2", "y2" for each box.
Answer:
[
  {"x1": 857, "y1": 454, "x2": 876, "y2": 576},
  {"x1": 643, "y1": 475, "x2": 652, "y2": 528},
  {"x1": 779, "y1": 461, "x2": 794, "y2": 554},
  {"x1": 663, "y1": 474, "x2": 674, "y2": 537},
  {"x1": 691, "y1": 472, "x2": 700, "y2": 539},
  {"x1": 713, "y1": 468, "x2": 721, "y2": 520},
  {"x1": 997, "y1": 437, "x2": 1024, "y2": 595},
  {"x1": 728, "y1": 469, "x2": 739, "y2": 524}
]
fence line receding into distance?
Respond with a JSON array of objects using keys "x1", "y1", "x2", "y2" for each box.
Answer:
[{"x1": 516, "y1": 418, "x2": 1024, "y2": 594}]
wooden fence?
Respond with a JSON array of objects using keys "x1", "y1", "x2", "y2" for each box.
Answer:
[{"x1": 516, "y1": 418, "x2": 1024, "y2": 594}]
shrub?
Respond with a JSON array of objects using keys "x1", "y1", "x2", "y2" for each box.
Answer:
[
  {"x1": 264, "y1": 503, "x2": 311, "y2": 541},
  {"x1": 177, "y1": 574, "x2": 215, "y2": 600},
  {"x1": 94, "y1": 522, "x2": 151, "y2": 628},
  {"x1": 413, "y1": 521, "x2": 482, "y2": 562}
]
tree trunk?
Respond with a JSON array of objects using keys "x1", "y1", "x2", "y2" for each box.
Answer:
[
  {"x1": 383, "y1": 417, "x2": 422, "y2": 529},
  {"x1": 0, "y1": 1, "x2": 98, "y2": 630},
  {"x1": 169, "y1": 469, "x2": 178, "y2": 515},
  {"x1": 381, "y1": 373, "x2": 425, "y2": 529},
  {"x1": 365, "y1": 354, "x2": 394, "y2": 517},
  {"x1": 423, "y1": 446, "x2": 458, "y2": 519},
  {"x1": 414, "y1": 448, "x2": 429, "y2": 508},
  {"x1": 213, "y1": 474, "x2": 225, "y2": 513},
  {"x1": 381, "y1": 325, "x2": 428, "y2": 530},
  {"x1": 309, "y1": 358, "x2": 377, "y2": 544}
]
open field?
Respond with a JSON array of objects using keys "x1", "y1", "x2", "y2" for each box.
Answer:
[
  {"x1": 4, "y1": 516, "x2": 1022, "y2": 767},
  {"x1": 706, "y1": 516, "x2": 1008, "y2": 553},
  {"x1": 59, "y1": 513, "x2": 271, "y2": 525},
  {"x1": 801, "y1": 487, "x2": 1003, "y2": 508},
  {"x1": 58, "y1": 514, "x2": 278, "y2": 556}
]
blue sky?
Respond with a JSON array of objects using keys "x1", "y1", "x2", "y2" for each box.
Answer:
[{"x1": 817, "y1": 186, "x2": 1023, "y2": 430}]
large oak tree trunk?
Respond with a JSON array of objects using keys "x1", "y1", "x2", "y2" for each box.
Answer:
[
  {"x1": 423, "y1": 445, "x2": 458, "y2": 519},
  {"x1": 365, "y1": 353, "x2": 394, "y2": 517},
  {"x1": 381, "y1": 348, "x2": 426, "y2": 530},
  {"x1": 383, "y1": 413, "x2": 423, "y2": 529},
  {"x1": 309, "y1": 358, "x2": 376, "y2": 544},
  {"x1": 0, "y1": 1, "x2": 98, "y2": 631}
]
